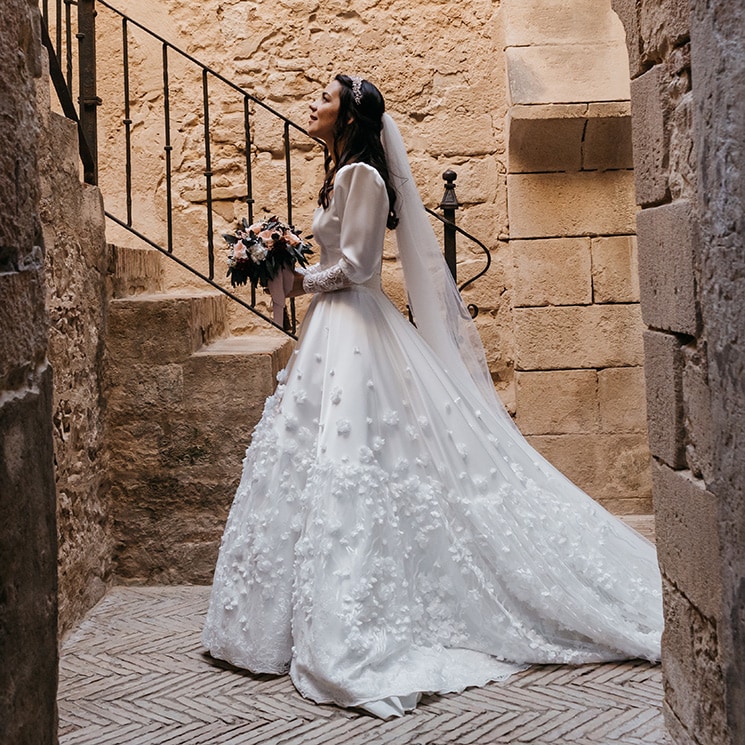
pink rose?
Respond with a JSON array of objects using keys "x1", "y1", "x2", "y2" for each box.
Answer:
[
  {"x1": 258, "y1": 229, "x2": 276, "y2": 247},
  {"x1": 284, "y1": 230, "x2": 301, "y2": 247}
]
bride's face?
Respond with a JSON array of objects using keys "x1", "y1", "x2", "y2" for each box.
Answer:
[{"x1": 308, "y1": 80, "x2": 342, "y2": 148}]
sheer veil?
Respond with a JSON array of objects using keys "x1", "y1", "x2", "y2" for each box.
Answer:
[{"x1": 381, "y1": 113, "x2": 518, "y2": 430}]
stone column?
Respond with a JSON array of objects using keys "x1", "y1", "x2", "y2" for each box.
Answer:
[
  {"x1": 689, "y1": 2, "x2": 745, "y2": 742},
  {"x1": 0, "y1": 2, "x2": 59, "y2": 744},
  {"x1": 612, "y1": 0, "x2": 745, "y2": 743}
]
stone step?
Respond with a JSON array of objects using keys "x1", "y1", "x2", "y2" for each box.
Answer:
[
  {"x1": 107, "y1": 291, "x2": 229, "y2": 364},
  {"x1": 105, "y1": 242, "x2": 296, "y2": 582},
  {"x1": 108, "y1": 332, "x2": 293, "y2": 583},
  {"x1": 107, "y1": 244, "x2": 164, "y2": 298}
]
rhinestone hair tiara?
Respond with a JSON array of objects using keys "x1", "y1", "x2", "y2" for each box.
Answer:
[{"x1": 350, "y1": 75, "x2": 363, "y2": 105}]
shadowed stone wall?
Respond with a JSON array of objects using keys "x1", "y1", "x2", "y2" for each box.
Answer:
[
  {"x1": 0, "y1": 2, "x2": 59, "y2": 743},
  {"x1": 613, "y1": 0, "x2": 745, "y2": 742},
  {"x1": 37, "y1": 82, "x2": 114, "y2": 634}
]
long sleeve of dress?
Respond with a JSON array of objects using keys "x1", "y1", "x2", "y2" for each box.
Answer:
[{"x1": 303, "y1": 163, "x2": 389, "y2": 293}]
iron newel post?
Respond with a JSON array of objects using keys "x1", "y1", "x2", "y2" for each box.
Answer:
[{"x1": 439, "y1": 169, "x2": 460, "y2": 281}]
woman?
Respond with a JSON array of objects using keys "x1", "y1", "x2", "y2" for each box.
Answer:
[{"x1": 202, "y1": 75, "x2": 663, "y2": 719}]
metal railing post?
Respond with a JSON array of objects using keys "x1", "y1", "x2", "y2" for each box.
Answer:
[
  {"x1": 439, "y1": 169, "x2": 459, "y2": 281},
  {"x1": 77, "y1": 0, "x2": 100, "y2": 184}
]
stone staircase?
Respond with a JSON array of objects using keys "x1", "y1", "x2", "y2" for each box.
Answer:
[{"x1": 105, "y1": 244, "x2": 293, "y2": 585}]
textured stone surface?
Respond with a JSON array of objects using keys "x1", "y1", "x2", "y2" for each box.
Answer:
[
  {"x1": 610, "y1": 0, "x2": 644, "y2": 79},
  {"x1": 630, "y1": 66, "x2": 669, "y2": 206},
  {"x1": 515, "y1": 369, "x2": 598, "y2": 435},
  {"x1": 660, "y1": 579, "x2": 727, "y2": 745},
  {"x1": 639, "y1": 0, "x2": 691, "y2": 69},
  {"x1": 93, "y1": 0, "x2": 509, "y2": 297},
  {"x1": 591, "y1": 236, "x2": 640, "y2": 304},
  {"x1": 512, "y1": 238, "x2": 592, "y2": 307},
  {"x1": 514, "y1": 304, "x2": 645, "y2": 370},
  {"x1": 107, "y1": 300, "x2": 293, "y2": 582},
  {"x1": 681, "y1": 341, "x2": 714, "y2": 484},
  {"x1": 636, "y1": 200, "x2": 698, "y2": 336},
  {"x1": 690, "y1": 1, "x2": 745, "y2": 739},
  {"x1": 108, "y1": 244, "x2": 165, "y2": 298},
  {"x1": 0, "y1": 369, "x2": 59, "y2": 745},
  {"x1": 665, "y1": 47, "x2": 696, "y2": 204},
  {"x1": 107, "y1": 292, "x2": 229, "y2": 364},
  {"x1": 507, "y1": 172, "x2": 636, "y2": 238},
  {"x1": 642, "y1": 330, "x2": 686, "y2": 469},
  {"x1": 583, "y1": 107, "x2": 634, "y2": 170},
  {"x1": 652, "y1": 462, "x2": 721, "y2": 620},
  {"x1": 38, "y1": 108, "x2": 113, "y2": 637},
  {"x1": 502, "y1": 0, "x2": 625, "y2": 47},
  {"x1": 527, "y1": 433, "x2": 653, "y2": 513},
  {"x1": 505, "y1": 44, "x2": 631, "y2": 105},
  {"x1": 507, "y1": 108, "x2": 586, "y2": 173},
  {"x1": 617, "y1": 0, "x2": 745, "y2": 739},
  {"x1": 0, "y1": 3, "x2": 58, "y2": 743},
  {"x1": 0, "y1": 268, "x2": 49, "y2": 387},
  {"x1": 598, "y1": 366, "x2": 648, "y2": 433},
  {"x1": 506, "y1": 103, "x2": 632, "y2": 173}
]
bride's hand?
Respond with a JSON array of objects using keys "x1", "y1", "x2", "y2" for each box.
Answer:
[{"x1": 286, "y1": 270, "x2": 306, "y2": 297}]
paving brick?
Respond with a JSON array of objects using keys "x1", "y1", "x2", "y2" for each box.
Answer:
[{"x1": 57, "y1": 586, "x2": 668, "y2": 745}]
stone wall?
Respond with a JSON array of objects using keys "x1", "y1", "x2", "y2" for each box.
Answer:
[
  {"x1": 37, "y1": 86, "x2": 114, "y2": 634},
  {"x1": 0, "y1": 2, "x2": 59, "y2": 743},
  {"x1": 501, "y1": 0, "x2": 651, "y2": 513},
  {"x1": 613, "y1": 0, "x2": 745, "y2": 743},
  {"x1": 91, "y1": 0, "x2": 515, "y2": 381}
]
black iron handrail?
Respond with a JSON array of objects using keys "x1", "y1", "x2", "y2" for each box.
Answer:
[
  {"x1": 106, "y1": 211, "x2": 294, "y2": 338},
  {"x1": 40, "y1": 19, "x2": 97, "y2": 185},
  {"x1": 426, "y1": 209, "x2": 492, "y2": 287}
]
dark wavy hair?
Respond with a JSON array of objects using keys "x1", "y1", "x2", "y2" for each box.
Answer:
[{"x1": 318, "y1": 74, "x2": 398, "y2": 229}]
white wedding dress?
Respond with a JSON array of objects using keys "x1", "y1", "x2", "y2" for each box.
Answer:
[{"x1": 202, "y1": 161, "x2": 663, "y2": 718}]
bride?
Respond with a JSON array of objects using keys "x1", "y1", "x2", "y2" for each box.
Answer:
[{"x1": 202, "y1": 75, "x2": 663, "y2": 719}]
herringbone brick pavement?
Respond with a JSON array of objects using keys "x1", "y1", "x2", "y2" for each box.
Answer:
[{"x1": 58, "y1": 562, "x2": 669, "y2": 744}]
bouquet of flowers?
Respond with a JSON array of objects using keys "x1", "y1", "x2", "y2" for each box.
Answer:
[{"x1": 223, "y1": 216, "x2": 313, "y2": 289}]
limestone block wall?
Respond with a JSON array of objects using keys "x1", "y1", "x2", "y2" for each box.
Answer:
[
  {"x1": 0, "y1": 1, "x2": 59, "y2": 742},
  {"x1": 501, "y1": 0, "x2": 651, "y2": 513},
  {"x1": 90, "y1": 0, "x2": 516, "y2": 390},
  {"x1": 613, "y1": 0, "x2": 745, "y2": 743}
]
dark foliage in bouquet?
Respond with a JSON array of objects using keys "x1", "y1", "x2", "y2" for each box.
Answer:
[{"x1": 224, "y1": 216, "x2": 313, "y2": 288}]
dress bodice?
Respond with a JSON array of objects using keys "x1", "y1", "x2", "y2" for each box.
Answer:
[{"x1": 309, "y1": 163, "x2": 389, "y2": 291}]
